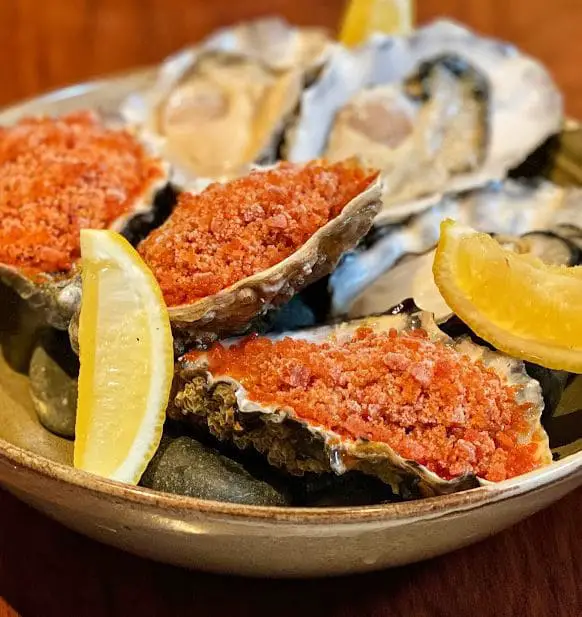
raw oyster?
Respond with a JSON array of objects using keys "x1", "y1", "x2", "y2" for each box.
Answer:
[
  {"x1": 331, "y1": 179, "x2": 582, "y2": 318},
  {"x1": 348, "y1": 231, "x2": 580, "y2": 322},
  {"x1": 137, "y1": 160, "x2": 382, "y2": 349},
  {"x1": 170, "y1": 311, "x2": 551, "y2": 496},
  {"x1": 0, "y1": 111, "x2": 171, "y2": 330},
  {"x1": 285, "y1": 20, "x2": 562, "y2": 219},
  {"x1": 121, "y1": 17, "x2": 332, "y2": 185}
]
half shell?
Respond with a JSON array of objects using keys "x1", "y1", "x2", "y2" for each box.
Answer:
[
  {"x1": 170, "y1": 311, "x2": 551, "y2": 496},
  {"x1": 348, "y1": 231, "x2": 581, "y2": 322},
  {"x1": 285, "y1": 20, "x2": 563, "y2": 219},
  {"x1": 330, "y1": 179, "x2": 582, "y2": 317},
  {"x1": 121, "y1": 18, "x2": 332, "y2": 186},
  {"x1": 0, "y1": 113, "x2": 171, "y2": 330},
  {"x1": 163, "y1": 169, "x2": 383, "y2": 349}
]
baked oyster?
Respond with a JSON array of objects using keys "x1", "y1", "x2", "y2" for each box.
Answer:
[
  {"x1": 136, "y1": 159, "x2": 382, "y2": 348},
  {"x1": 121, "y1": 17, "x2": 332, "y2": 185},
  {"x1": 285, "y1": 20, "x2": 563, "y2": 219},
  {"x1": 330, "y1": 179, "x2": 582, "y2": 317},
  {"x1": 170, "y1": 310, "x2": 551, "y2": 496},
  {"x1": 0, "y1": 110, "x2": 171, "y2": 329}
]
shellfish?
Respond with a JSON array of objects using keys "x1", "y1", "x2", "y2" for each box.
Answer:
[
  {"x1": 136, "y1": 160, "x2": 382, "y2": 348},
  {"x1": 347, "y1": 232, "x2": 581, "y2": 323},
  {"x1": 121, "y1": 18, "x2": 332, "y2": 185},
  {"x1": 0, "y1": 110, "x2": 171, "y2": 329},
  {"x1": 170, "y1": 310, "x2": 551, "y2": 496},
  {"x1": 330, "y1": 179, "x2": 582, "y2": 318},
  {"x1": 285, "y1": 20, "x2": 563, "y2": 219}
]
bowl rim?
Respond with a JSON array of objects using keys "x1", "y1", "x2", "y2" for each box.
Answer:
[
  {"x1": 1, "y1": 71, "x2": 581, "y2": 528},
  {"x1": 1, "y1": 433, "x2": 581, "y2": 525}
]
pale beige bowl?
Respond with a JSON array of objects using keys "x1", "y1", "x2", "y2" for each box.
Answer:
[{"x1": 0, "y1": 73, "x2": 580, "y2": 578}]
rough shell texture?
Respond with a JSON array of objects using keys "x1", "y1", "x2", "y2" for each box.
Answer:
[
  {"x1": 330, "y1": 179, "x2": 582, "y2": 317},
  {"x1": 167, "y1": 173, "x2": 383, "y2": 350},
  {"x1": 121, "y1": 17, "x2": 332, "y2": 186},
  {"x1": 170, "y1": 311, "x2": 551, "y2": 497},
  {"x1": 285, "y1": 19, "x2": 563, "y2": 220}
]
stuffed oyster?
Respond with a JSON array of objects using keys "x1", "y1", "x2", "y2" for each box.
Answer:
[
  {"x1": 170, "y1": 310, "x2": 551, "y2": 497},
  {"x1": 0, "y1": 110, "x2": 171, "y2": 330},
  {"x1": 135, "y1": 159, "x2": 382, "y2": 348}
]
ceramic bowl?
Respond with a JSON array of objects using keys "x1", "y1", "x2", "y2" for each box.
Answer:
[{"x1": 0, "y1": 72, "x2": 581, "y2": 578}]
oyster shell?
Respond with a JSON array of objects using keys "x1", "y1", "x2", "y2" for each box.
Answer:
[
  {"x1": 285, "y1": 20, "x2": 563, "y2": 219},
  {"x1": 143, "y1": 163, "x2": 383, "y2": 349},
  {"x1": 170, "y1": 311, "x2": 551, "y2": 496},
  {"x1": 0, "y1": 111, "x2": 171, "y2": 330},
  {"x1": 330, "y1": 179, "x2": 582, "y2": 318},
  {"x1": 203, "y1": 17, "x2": 331, "y2": 78},
  {"x1": 121, "y1": 18, "x2": 332, "y2": 185},
  {"x1": 348, "y1": 231, "x2": 581, "y2": 322}
]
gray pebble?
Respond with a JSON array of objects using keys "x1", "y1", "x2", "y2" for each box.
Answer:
[
  {"x1": 0, "y1": 284, "x2": 46, "y2": 374},
  {"x1": 29, "y1": 329, "x2": 78, "y2": 438},
  {"x1": 141, "y1": 436, "x2": 290, "y2": 506}
]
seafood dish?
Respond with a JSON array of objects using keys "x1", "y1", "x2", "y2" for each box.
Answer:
[
  {"x1": 171, "y1": 310, "x2": 550, "y2": 497},
  {"x1": 137, "y1": 160, "x2": 381, "y2": 347},
  {"x1": 121, "y1": 18, "x2": 332, "y2": 185},
  {"x1": 1, "y1": 15, "x2": 580, "y2": 510},
  {"x1": 0, "y1": 110, "x2": 171, "y2": 329}
]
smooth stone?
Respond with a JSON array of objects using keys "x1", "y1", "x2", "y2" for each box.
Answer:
[
  {"x1": 141, "y1": 436, "x2": 290, "y2": 506},
  {"x1": 251, "y1": 295, "x2": 317, "y2": 337},
  {"x1": 290, "y1": 471, "x2": 402, "y2": 507},
  {"x1": 0, "y1": 284, "x2": 46, "y2": 375},
  {"x1": 525, "y1": 363, "x2": 571, "y2": 419},
  {"x1": 267, "y1": 295, "x2": 316, "y2": 333},
  {"x1": 29, "y1": 329, "x2": 79, "y2": 438}
]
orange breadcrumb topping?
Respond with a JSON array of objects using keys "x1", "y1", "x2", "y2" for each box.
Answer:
[
  {"x1": 138, "y1": 161, "x2": 377, "y2": 306},
  {"x1": 0, "y1": 111, "x2": 165, "y2": 277},
  {"x1": 188, "y1": 327, "x2": 541, "y2": 482}
]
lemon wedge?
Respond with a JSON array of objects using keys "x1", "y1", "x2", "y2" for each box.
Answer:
[
  {"x1": 339, "y1": 0, "x2": 414, "y2": 46},
  {"x1": 433, "y1": 219, "x2": 582, "y2": 372},
  {"x1": 74, "y1": 230, "x2": 174, "y2": 483}
]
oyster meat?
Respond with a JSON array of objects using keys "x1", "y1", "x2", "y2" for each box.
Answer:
[
  {"x1": 121, "y1": 18, "x2": 332, "y2": 185},
  {"x1": 0, "y1": 110, "x2": 171, "y2": 329},
  {"x1": 135, "y1": 160, "x2": 382, "y2": 348},
  {"x1": 170, "y1": 311, "x2": 551, "y2": 496},
  {"x1": 331, "y1": 179, "x2": 582, "y2": 318},
  {"x1": 285, "y1": 20, "x2": 563, "y2": 219}
]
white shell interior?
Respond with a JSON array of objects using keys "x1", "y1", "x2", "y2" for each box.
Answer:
[{"x1": 330, "y1": 180, "x2": 582, "y2": 317}]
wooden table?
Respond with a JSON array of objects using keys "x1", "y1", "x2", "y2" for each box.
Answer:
[{"x1": 0, "y1": 1, "x2": 581, "y2": 615}]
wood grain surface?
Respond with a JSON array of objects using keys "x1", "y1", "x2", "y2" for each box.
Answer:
[
  {"x1": 0, "y1": 1, "x2": 581, "y2": 616},
  {"x1": 0, "y1": 0, "x2": 581, "y2": 115}
]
